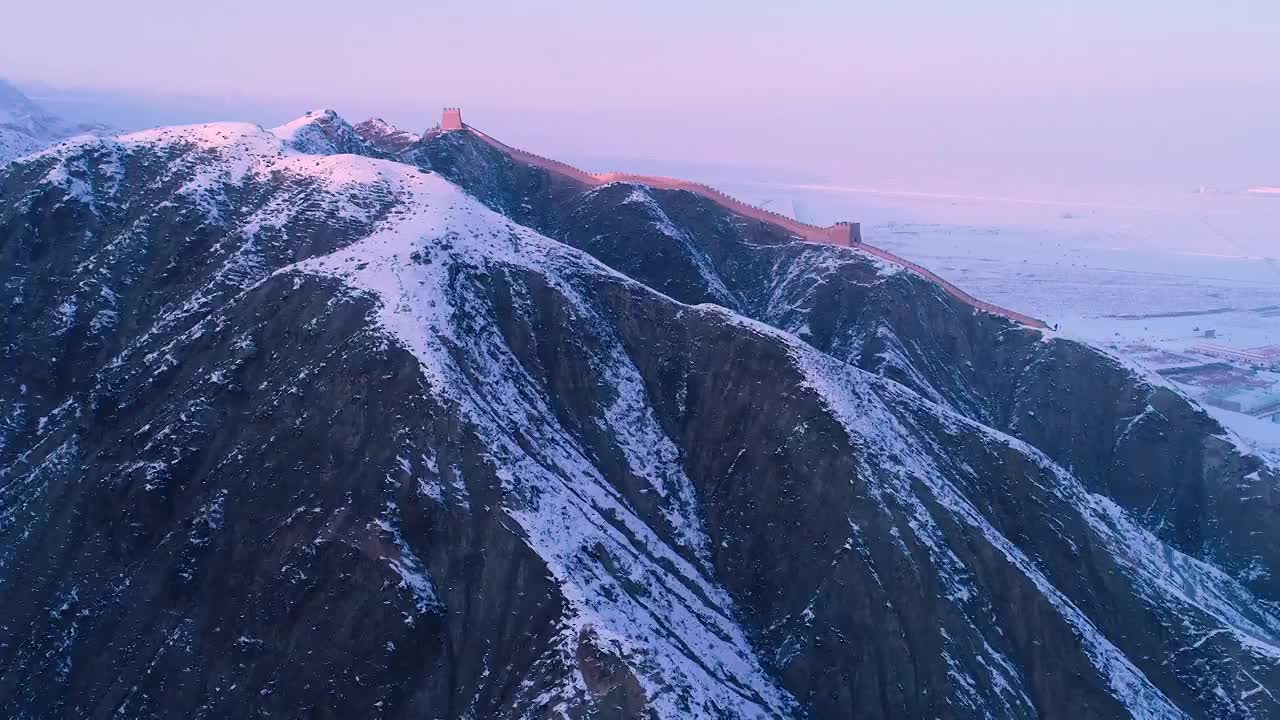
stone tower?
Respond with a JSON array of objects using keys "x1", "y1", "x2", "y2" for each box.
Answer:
[
  {"x1": 827, "y1": 222, "x2": 862, "y2": 246},
  {"x1": 441, "y1": 107, "x2": 463, "y2": 131}
]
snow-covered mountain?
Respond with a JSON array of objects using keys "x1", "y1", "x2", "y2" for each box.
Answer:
[
  {"x1": 354, "y1": 116, "x2": 423, "y2": 155},
  {"x1": 270, "y1": 107, "x2": 382, "y2": 157},
  {"x1": 0, "y1": 78, "x2": 111, "y2": 165},
  {"x1": 0, "y1": 110, "x2": 1277, "y2": 719}
]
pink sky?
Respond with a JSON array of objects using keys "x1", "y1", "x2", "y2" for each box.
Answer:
[{"x1": 4, "y1": 1, "x2": 1277, "y2": 194}]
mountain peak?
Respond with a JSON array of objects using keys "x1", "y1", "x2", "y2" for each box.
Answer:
[
  {"x1": 269, "y1": 108, "x2": 379, "y2": 157},
  {"x1": 353, "y1": 117, "x2": 422, "y2": 155},
  {"x1": 357, "y1": 116, "x2": 396, "y2": 134}
]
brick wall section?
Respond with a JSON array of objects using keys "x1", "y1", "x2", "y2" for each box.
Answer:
[
  {"x1": 463, "y1": 122, "x2": 1050, "y2": 330},
  {"x1": 850, "y1": 244, "x2": 1050, "y2": 328}
]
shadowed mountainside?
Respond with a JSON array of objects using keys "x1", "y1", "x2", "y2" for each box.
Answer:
[{"x1": 0, "y1": 111, "x2": 1274, "y2": 719}]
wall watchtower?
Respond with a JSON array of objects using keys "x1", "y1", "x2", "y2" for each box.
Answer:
[
  {"x1": 441, "y1": 107, "x2": 463, "y2": 131},
  {"x1": 827, "y1": 221, "x2": 862, "y2": 246}
]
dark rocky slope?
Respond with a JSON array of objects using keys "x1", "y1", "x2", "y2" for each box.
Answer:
[
  {"x1": 0, "y1": 114, "x2": 1275, "y2": 719},
  {"x1": 391, "y1": 125, "x2": 1280, "y2": 604}
]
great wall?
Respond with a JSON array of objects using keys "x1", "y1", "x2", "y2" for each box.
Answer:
[{"x1": 436, "y1": 108, "x2": 1050, "y2": 330}]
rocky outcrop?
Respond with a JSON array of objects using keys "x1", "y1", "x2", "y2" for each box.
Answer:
[
  {"x1": 354, "y1": 118, "x2": 423, "y2": 156},
  {"x1": 272, "y1": 109, "x2": 385, "y2": 157}
]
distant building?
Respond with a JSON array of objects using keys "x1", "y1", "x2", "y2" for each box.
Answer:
[
  {"x1": 1204, "y1": 387, "x2": 1280, "y2": 418},
  {"x1": 1253, "y1": 405, "x2": 1280, "y2": 424},
  {"x1": 1191, "y1": 344, "x2": 1280, "y2": 370}
]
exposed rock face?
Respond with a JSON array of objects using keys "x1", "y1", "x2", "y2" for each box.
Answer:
[
  {"x1": 0, "y1": 114, "x2": 1277, "y2": 719},
  {"x1": 354, "y1": 118, "x2": 423, "y2": 156},
  {"x1": 271, "y1": 108, "x2": 385, "y2": 157}
]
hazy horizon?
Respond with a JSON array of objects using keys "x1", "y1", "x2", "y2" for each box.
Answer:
[{"x1": 5, "y1": 1, "x2": 1278, "y2": 197}]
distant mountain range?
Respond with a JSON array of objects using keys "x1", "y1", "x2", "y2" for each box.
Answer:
[
  {"x1": 0, "y1": 107, "x2": 1277, "y2": 718},
  {"x1": 0, "y1": 78, "x2": 112, "y2": 165}
]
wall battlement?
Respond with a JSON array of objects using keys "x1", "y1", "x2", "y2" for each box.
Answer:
[{"x1": 453, "y1": 110, "x2": 1049, "y2": 330}]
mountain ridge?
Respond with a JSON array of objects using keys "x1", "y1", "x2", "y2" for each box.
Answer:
[
  {"x1": 361, "y1": 111, "x2": 1052, "y2": 329},
  {"x1": 0, "y1": 78, "x2": 113, "y2": 166},
  {"x1": 0, "y1": 109, "x2": 1276, "y2": 719}
]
